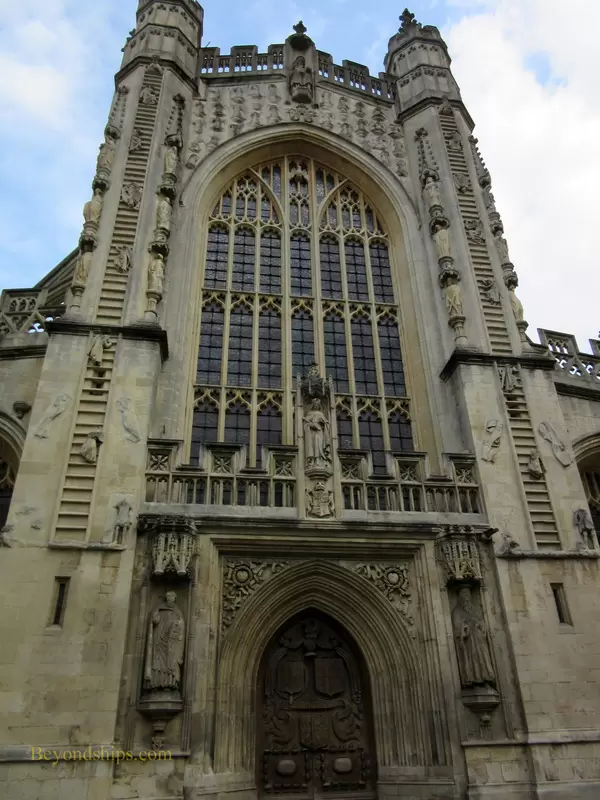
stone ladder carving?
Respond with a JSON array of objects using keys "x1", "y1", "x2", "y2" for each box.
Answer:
[
  {"x1": 95, "y1": 66, "x2": 164, "y2": 324},
  {"x1": 499, "y1": 367, "x2": 560, "y2": 549},
  {"x1": 438, "y1": 109, "x2": 512, "y2": 356},
  {"x1": 53, "y1": 339, "x2": 116, "y2": 542}
]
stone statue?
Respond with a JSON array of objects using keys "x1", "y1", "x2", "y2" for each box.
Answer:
[
  {"x1": 34, "y1": 394, "x2": 71, "y2": 439},
  {"x1": 574, "y1": 509, "x2": 595, "y2": 550},
  {"x1": 73, "y1": 250, "x2": 92, "y2": 288},
  {"x1": 96, "y1": 132, "x2": 117, "y2": 175},
  {"x1": 538, "y1": 421, "x2": 573, "y2": 467},
  {"x1": 144, "y1": 591, "x2": 185, "y2": 691},
  {"x1": 482, "y1": 419, "x2": 503, "y2": 463},
  {"x1": 83, "y1": 189, "x2": 104, "y2": 226},
  {"x1": 433, "y1": 227, "x2": 451, "y2": 261},
  {"x1": 303, "y1": 399, "x2": 331, "y2": 469},
  {"x1": 452, "y1": 586, "x2": 496, "y2": 688},
  {"x1": 483, "y1": 185, "x2": 497, "y2": 212},
  {"x1": 156, "y1": 195, "x2": 172, "y2": 232},
  {"x1": 140, "y1": 85, "x2": 159, "y2": 105},
  {"x1": 164, "y1": 143, "x2": 179, "y2": 175},
  {"x1": 113, "y1": 498, "x2": 133, "y2": 544},
  {"x1": 497, "y1": 530, "x2": 521, "y2": 556},
  {"x1": 289, "y1": 56, "x2": 313, "y2": 103},
  {"x1": 445, "y1": 131, "x2": 463, "y2": 152},
  {"x1": 526, "y1": 449, "x2": 544, "y2": 479},
  {"x1": 79, "y1": 430, "x2": 104, "y2": 464},
  {"x1": 87, "y1": 334, "x2": 113, "y2": 366},
  {"x1": 497, "y1": 364, "x2": 518, "y2": 393},
  {"x1": 480, "y1": 278, "x2": 501, "y2": 305},
  {"x1": 444, "y1": 281, "x2": 463, "y2": 318},
  {"x1": 117, "y1": 397, "x2": 142, "y2": 444},
  {"x1": 423, "y1": 175, "x2": 442, "y2": 209},
  {"x1": 115, "y1": 245, "x2": 132, "y2": 273},
  {"x1": 129, "y1": 129, "x2": 143, "y2": 152},
  {"x1": 508, "y1": 286, "x2": 524, "y2": 322},
  {"x1": 465, "y1": 218, "x2": 485, "y2": 246},
  {"x1": 494, "y1": 230, "x2": 510, "y2": 264},
  {"x1": 148, "y1": 252, "x2": 165, "y2": 296}
]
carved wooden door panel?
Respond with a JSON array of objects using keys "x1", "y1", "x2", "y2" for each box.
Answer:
[{"x1": 258, "y1": 613, "x2": 375, "y2": 799}]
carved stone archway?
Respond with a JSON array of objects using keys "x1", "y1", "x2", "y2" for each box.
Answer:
[
  {"x1": 0, "y1": 412, "x2": 24, "y2": 529},
  {"x1": 258, "y1": 610, "x2": 376, "y2": 799}
]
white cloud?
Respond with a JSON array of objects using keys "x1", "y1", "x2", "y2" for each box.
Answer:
[{"x1": 445, "y1": 0, "x2": 600, "y2": 350}]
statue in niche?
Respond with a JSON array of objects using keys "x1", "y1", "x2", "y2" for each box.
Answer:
[
  {"x1": 452, "y1": 586, "x2": 496, "y2": 689},
  {"x1": 83, "y1": 188, "x2": 104, "y2": 226},
  {"x1": 423, "y1": 174, "x2": 442, "y2": 209},
  {"x1": 538, "y1": 421, "x2": 573, "y2": 467},
  {"x1": 96, "y1": 131, "x2": 117, "y2": 175},
  {"x1": 140, "y1": 85, "x2": 159, "y2": 105},
  {"x1": 574, "y1": 509, "x2": 596, "y2": 550},
  {"x1": 289, "y1": 56, "x2": 313, "y2": 104},
  {"x1": 497, "y1": 363, "x2": 518, "y2": 393},
  {"x1": 164, "y1": 142, "x2": 179, "y2": 175},
  {"x1": 73, "y1": 250, "x2": 92, "y2": 287},
  {"x1": 480, "y1": 278, "x2": 501, "y2": 305},
  {"x1": 465, "y1": 218, "x2": 485, "y2": 246},
  {"x1": 87, "y1": 334, "x2": 113, "y2": 367},
  {"x1": 117, "y1": 397, "x2": 142, "y2": 444},
  {"x1": 34, "y1": 394, "x2": 71, "y2": 439},
  {"x1": 493, "y1": 230, "x2": 510, "y2": 264},
  {"x1": 433, "y1": 227, "x2": 451, "y2": 261},
  {"x1": 482, "y1": 419, "x2": 503, "y2": 463},
  {"x1": 443, "y1": 280, "x2": 463, "y2": 318},
  {"x1": 79, "y1": 430, "x2": 104, "y2": 464},
  {"x1": 303, "y1": 398, "x2": 331, "y2": 470},
  {"x1": 156, "y1": 194, "x2": 172, "y2": 232},
  {"x1": 526, "y1": 449, "x2": 544, "y2": 479},
  {"x1": 129, "y1": 128, "x2": 143, "y2": 152},
  {"x1": 144, "y1": 591, "x2": 185, "y2": 691},
  {"x1": 115, "y1": 245, "x2": 133, "y2": 273},
  {"x1": 113, "y1": 498, "x2": 133, "y2": 544},
  {"x1": 508, "y1": 284, "x2": 524, "y2": 323},
  {"x1": 148, "y1": 252, "x2": 165, "y2": 297}
]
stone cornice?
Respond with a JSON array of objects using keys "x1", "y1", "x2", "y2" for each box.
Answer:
[
  {"x1": 46, "y1": 319, "x2": 169, "y2": 361},
  {"x1": 396, "y1": 96, "x2": 475, "y2": 130},
  {"x1": 115, "y1": 55, "x2": 198, "y2": 94},
  {"x1": 440, "y1": 347, "x2": 556, "y2": 381},
  {"x1": 498, "y1": 549, "x2": 599, "y2": 560},
  {"x1": 552, "y1": 378, "x2": 600, "y2": 402},
  {"x1": 0, "y1": 344, "x2": 47, "y2": 361}
]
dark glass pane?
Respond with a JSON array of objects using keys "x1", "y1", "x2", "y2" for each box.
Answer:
[
  {"x1": 378, "y1": 318, "x2": 406, "y2": 396},
  {"x1": 336, "y1": 409, "x2": 354, "y2": 450},
  {"x1": 197, "y1": 301, "x2": 225, "y2": 385},
  {"x1": 190, "y1": 401, "x2": 219, "y2": 462},
  {"x1": 231, "y1": 228, "x2": 255, "y2": 292},
  {"x1": 227, "y1": 307, "x2": 253, "y2": 386},
  {"x1": 258, "y1": 310, "x2": 282, "y2": 388},
  {"x1": 370, "y1": 242, "x2": 395, "y2": 303},
  {"x1": 345, "y1": 240, "x2": 369, "y2": 301},
  {"x1": 0, "y1": 487, "x2": 12, "y2": 529},
  {"x1": 290, "y1": 233, "x2": 312, "y2": 297},
  {"x1": 260, "y1": 231, "x2": 282, "y2": 294},
  {"x1": 291, "y1": 310, "x2": 315, "y2": 376},
  {"x1": 320, "y1": 237, "x2": 343, "y2": 299},
  {"x1": 352, "y1": 318, "x2": 378, "y2": 395},
  {"x1": 359, "y1": 411, "x2": 386, "y2": 474},
  {"x1": 224, "y1": 401, "x2": 251, "y2": 445},
  {"x1": 256, "y1": 401, "x2": 283, "y2": 459},
  {"x1": 323, "y1": 314, "x2": 349, "y2": 393},
  {"x1": 204, "y1": 226, "x2": 229, "y2": 289},
  {"x1": 389, "y1": 411, "x2": 414, "y2": 452}
]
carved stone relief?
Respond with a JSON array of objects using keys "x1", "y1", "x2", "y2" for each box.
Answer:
[
  {"x1": 574, "y1": 508, "x2": 596, "y2": 550},
  {"x1": 453, "y1": 171, "x2": 470, "y2": 194},
  {"x1": 140, "y1": 85, "x2": 159, "y2": 106},
  {"x1": 222, "y1": 560, "x2": 288, "y2": 630},
  {"x1": 526, "y1": 449, "x2": 544, "y2": 479},
  {"x1": 497, "y1": 363, "x2": 518, "y2": 394},
  {"x1": 353, "y1": 563, "x2": 414, "y2": 631},
  {"x1": 436, "y1": 528, "x2": 482, "y2": 583},
  {"x1": 479, "y1": 278, "x2": 501, "y2": 305},
  {"x1": 87, "y1": 334, "x2": 113, "y2": 366},
  {"x1": 464, "y1": 218, "x2": 486, "y2": 246},
  {"x1": 116, "y1": 397, "x2": 142, "y2": 444},
  {"x1": 129, "y1": 128, "x2": 144, "y2": 153},
  {"x1": 34, "y1": 394, "x2": 72, "y2": 439},
  {"x1": 79, "y1": 430, "x2": 104, "y2": 464},
  {"x1": 307, "y1": 481, "x2": 334, "y2": 518},
  {"x1": 303, "y1": 399, "x2": 331, "y2": 474},
  {"x1": 111, "y1": 497, "x2": 134, "y2": 544},
  {"x1": 95, "y1": 128, "x2": 119, "y2": 187},
  {"x1": 115, "y1": 245, "x2": 133, "y2": 273},
  {"x1": 121, "y1": 182, "x2": 143, "y2": 210},
  {"x1": 289, "y1": 55, "x2": 314, "y2": 104},
  {"x1": 482, "y1": 419, "x2": 503, "y2": 463},
  {"x1": 538, "y1": 421, "x2": 573, "y2": 467},
  {"x1": 152, "y1": 528, "x2": 196, "y2": 576}
]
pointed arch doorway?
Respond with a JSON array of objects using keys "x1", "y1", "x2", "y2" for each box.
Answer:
[{"x1": 257, "y1": 610, "x2": 376, "y2": 799}]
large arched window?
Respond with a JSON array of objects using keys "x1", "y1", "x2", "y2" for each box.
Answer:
[
  {"x1": 579, "y1": 454, "x2": 600, "y2": 543},
  {"x1": 192, "y1": 157, "x2": 413, "y2": 467},
  {"x1": 0, "y1": 451, "x2": 16, "y2": 529}
]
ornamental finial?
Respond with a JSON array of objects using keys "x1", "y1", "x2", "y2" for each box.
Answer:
[
  {"x1": 293, "y1": 20, "x2": 307, "y2": 35},
  {"x1": 399, "y1": 8, "x2": 417, "y2": 31}
]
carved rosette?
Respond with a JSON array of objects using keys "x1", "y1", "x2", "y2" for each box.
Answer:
[
  {"x1": 353, "y1": 563, "x2": 414, "y2": 632},
  {"x1": 222, "y1": 560, "x2": 288, "y2": 631}
]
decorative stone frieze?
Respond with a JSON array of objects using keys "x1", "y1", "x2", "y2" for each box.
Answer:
[
  {"x1": 140, "y1": 515, "x2": 198, "y2": 577},
  {"x1": 353, "y1": 563, "x2": 414, "y2": 631},
  {"x1": 222, "y1": 560, "x2": 288, "y2": 631},
  {"x1": 436, "y1": 526, "x2": 482, "y2": 584}
]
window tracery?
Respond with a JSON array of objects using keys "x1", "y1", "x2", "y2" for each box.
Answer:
[
  {"x1": 192, "y1": 158, "x2": 413, "y2": 469},
  {"x1": 0, "y1": 455, "x2": 16, "y2": 529}
]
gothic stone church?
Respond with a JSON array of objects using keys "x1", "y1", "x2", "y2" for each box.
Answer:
[{"x1": 1, "y1": 3, "x2": 600, "y2": 799}]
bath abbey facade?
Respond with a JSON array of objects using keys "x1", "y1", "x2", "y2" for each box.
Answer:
[{"x1": 1, "y1": 2, "x2": 600, "y2": 798}]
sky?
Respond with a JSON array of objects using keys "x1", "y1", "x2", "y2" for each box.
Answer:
[{"x1": 0, "y1": 0, "x2": 598, "y2": 351}]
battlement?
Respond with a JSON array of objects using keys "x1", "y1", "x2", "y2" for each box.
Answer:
[
  {"x1": 538, "y1": 328, "x2": 600, "y2": 391},
  {"x1": 138, "y1": 0, "x2": 203, "y2": 22},
  {"x1": 199, "y1": 45, "x2": 395, "y2": 101}
]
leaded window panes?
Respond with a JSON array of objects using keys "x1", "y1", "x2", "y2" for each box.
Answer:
[
  {"x1": 336, "y1": 408, "x2": 354, "y2": 450},
  {"x1": 204, "y1": 226, "x2": 229, "y2": 288},
  {"x1": 352, "y1": 317, "x2": 378, "y2": 395},
  {"x1": 256, "y1": 400, "x2": 283, "y2": 457},
  {"x1": 292, "y1": 309, "x2": 315, "y2": 376},
  {"x1": 227, "y1": 305, "x2": 253, "y2": 387},
  {"x1": 258, "y1": 309, "x2": 282, "y2": 388},
  {"x1": 191, "y1": 400, "x2": 219, "y2": 462},
  {"x1": 197, "y1": 301, "x2": 224, "y2": 385},
  {"x1": 359, "y1": 409, "x2": 386, "y2": 474},
  {"x1": 320, "y1": 236, "x2": 343, "y2": 299},
  {"x1": 389, "y1": 411, "x2": 414, "y2": 452},
  {"x1": 290, "y1": 233, "x2": 312, "y2": 296},
  {"x1": 345, "y1": 240, "x2": 369, "y2": 301},
  {"x1": 370, "y1": 242, "x2": 395, "y2": 303},
  {"x1": 224, "y1": 400, "x2": 251, "y2": 445},
  {"x1": 324, "y1": 313, "x2": 349, "y2": 393},
  {"x1": 260, "y1": 231, "x2": 282, "y2": 294},
  {"x1": 378, "y1": 317, "x2": 406, "y2": 396},
  {"x1": 232, "y1": 228, "x2": 255, "y2": 292}
]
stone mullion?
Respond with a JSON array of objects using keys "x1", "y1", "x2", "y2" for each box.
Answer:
[
  {"x1": 338, "y1": 202, "x2": 359, "y2": 447},
  {"x1": 249, "y1": 289, "x2": 260, "y2": 466},
  {"x1": 218, "y1": 211, "x2": 235, "y2": 442},
  {"x1": 310, "y1": 161, "x2": 325, "y2": 376},
  {"x1": 281, "y1": 158, "x2": 294, "y2": 445}
]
